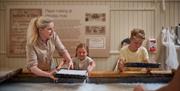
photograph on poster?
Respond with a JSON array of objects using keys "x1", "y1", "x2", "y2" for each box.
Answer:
[
  {"x1": 85, "y1": 26, "x2": 105, "y2": 35},
  {"x1": 85, "y1": 13, "x2": 105, "y2": 22}
]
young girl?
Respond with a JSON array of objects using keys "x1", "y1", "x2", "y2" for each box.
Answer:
[{"x1": 72, "y1": 43, "x2": 95, "y2": 72}]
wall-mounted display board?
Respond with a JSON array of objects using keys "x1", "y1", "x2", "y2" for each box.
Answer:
[{"x1": 6, "y1": 5, "x2": 110, "y2": 58}]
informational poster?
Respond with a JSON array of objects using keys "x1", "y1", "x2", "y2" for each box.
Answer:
[
  {"x1": 7, "y1": 5, "x2": 109, "y2": 57},
  {"x1": 8, "y1": 9, "x2": 42, "y2": 57}
]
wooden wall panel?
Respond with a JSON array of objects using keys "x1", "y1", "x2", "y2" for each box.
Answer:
[{"x1": 0, "y1": 0, "x2": 180, "y2": 71}]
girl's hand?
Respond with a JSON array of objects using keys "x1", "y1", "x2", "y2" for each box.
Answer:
[{"x1": 118, "y1": 59, "x2": 125, "y2": 72}]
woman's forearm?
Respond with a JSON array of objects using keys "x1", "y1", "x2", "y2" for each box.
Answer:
[
  {"x1": 62, "y1": 51, "x2": 72, "y2": 62},
  {"x1": 62, "y1": 51, "x2": 73, "y2": 69},
  {"x1": 30, "y1": 66, "x2": 50, "y2": 77}
]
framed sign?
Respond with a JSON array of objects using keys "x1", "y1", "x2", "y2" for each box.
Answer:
[{"x1": 8, "y1": 9, "x2": 42, "y2": 57}]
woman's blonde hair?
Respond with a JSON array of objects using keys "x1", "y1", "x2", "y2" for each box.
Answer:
[{"x1": 26, "y1": 16, "x2": 53, "y2": 44}]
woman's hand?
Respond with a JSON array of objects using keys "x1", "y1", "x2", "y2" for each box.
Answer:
[
  {"x1": 56, "y1": 60, "x2": 66, "y2": 70},
  {"x1": 68, "y1": 61, "x2": 74, "y2": 70},
  {"x1": 49, "y1": 69, "x2": 58, "y2": 81}
]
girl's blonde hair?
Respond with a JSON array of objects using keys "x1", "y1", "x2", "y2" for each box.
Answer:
[
  {"x1": 75, "y1": 43, "x2": 89, "y2": 57},
  {"x1": 26, "y1": 16, "x2": 53, "y2": 44}
]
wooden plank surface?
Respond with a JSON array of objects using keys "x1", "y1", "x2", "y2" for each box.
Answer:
[
  {"x1": 88, "y1": 70, "x2": 172, "y2": 77},
  {"x1": 5, "y1": 69, "x2": 173, "y2": 83},
  {"x1": 21, "y1": 69, "x2": 172, "y2": 77}
]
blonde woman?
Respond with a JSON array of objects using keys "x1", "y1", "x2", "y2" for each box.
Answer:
[{"x1": 26, "y1": 16, "x2": 73, "y2": 80}]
